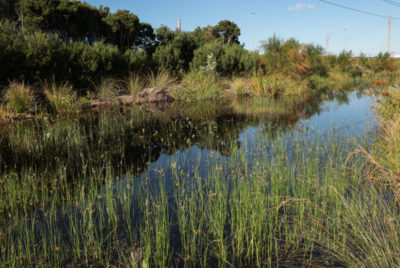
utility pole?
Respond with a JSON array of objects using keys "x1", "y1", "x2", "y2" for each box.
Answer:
[
  {"x1": 386, "y1": 12, "x2": 392, "y2": 55},
  {"x1": 326, "y1": 33, "x2": 330, "y2": 55},
  {"x1": 325, "y1": 31, "x2": 334, "y2": 55},
  {"x1": 251, "y1": 12, "x2": 255, "y2": 51}
]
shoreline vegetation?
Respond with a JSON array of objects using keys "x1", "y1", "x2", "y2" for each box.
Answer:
[
  {"x1": 0, "y1": 70, "x2": 396, "y2": 122},
  {"x1": 1, "y1": 0, "x2": 400, "y2": 267}
]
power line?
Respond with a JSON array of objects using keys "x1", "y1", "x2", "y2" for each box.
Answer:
[
  {"x1": 319, "y1": 0, "x2": 400, "y2": 20},
  {"x1": 382, "y1": 0, "x2": 400, "y2": 8}
]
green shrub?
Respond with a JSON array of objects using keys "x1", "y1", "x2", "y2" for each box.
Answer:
[
  {"x1": 153, "y1": 32, "x2": 198, "y2": 75},
  {"x1": 307, "y1": 75, "x2": 332, "y2": 91},
  {"x1": 191, "y1": 40, "x2": 258, "y2": 77},
  {"x1": 124, "y1": 49, "x2": 149, "y2": 73},
  {"x1": 175, "y1": 71, "x2": 223, "y2": 101},
  {"x1": 252, "y1": 74, "x2": 300, "y2": 97},
  {"x1": 66, "y1": 41, "x2": 127, "y2": 91},
  {"x1": 337, "y1": 50, "x2": 353, "y2": 71},
  {"x1": 3, "y1": 81, "x2": 36, "y2": 113}
]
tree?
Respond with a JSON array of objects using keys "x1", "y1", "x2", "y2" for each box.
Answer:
[
  {"x1": 212, "y1": 20, "x2": 240, "y2": 45},
  {"x1": 155, "y1": 25, "x2": 176, "y2": 45},
  {"x1": 191, "y1": 40, "x2": 257, "y2": 76},
  {"x1": 18, "y1": 0, "x2": 107, "y2": 42},
  {"x1": 153, "y1": 32, "x2": 197, "y2": 74},
  {"x1": 103, "y1": 9, "x2": 155, "y2": 50},
  {"x1": 0, "y1": 0, "x2": 17, "y2": 20}
]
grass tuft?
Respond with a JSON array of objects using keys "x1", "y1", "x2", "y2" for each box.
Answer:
[
  {"x1": 125, "y1": 73, "x2": 143, "y2": 95},
  {"x1": 229, "y1": 77, "x2": 249, "y2": 96},
  {"x1": 95, "y1": 78, "x2": 120, "y2": 101},
  {"x1": 44, "y1": 80, "x2": 77, "y2": 113},
  {"x1": 147, "y1": 71, "x2": 175, "y2": 89},
  {"x1": 3, "y1": 81, "x2": 35, "y2": 113},
  {"x1": 175, "y1": 71, "x2": 224, "y2": 101}
]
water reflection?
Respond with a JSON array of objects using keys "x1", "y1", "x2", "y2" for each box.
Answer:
[{"x1": 0, "y1": 89, "x2": 375, "y2": 181}]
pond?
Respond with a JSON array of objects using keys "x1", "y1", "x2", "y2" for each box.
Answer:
[{"x1": 0, "y1": 89, "x2": 380, "y2": 267}]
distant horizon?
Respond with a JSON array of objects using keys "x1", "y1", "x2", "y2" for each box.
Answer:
[{"x1": 84, "y1": 0, "x2": 400, "y2": 56}]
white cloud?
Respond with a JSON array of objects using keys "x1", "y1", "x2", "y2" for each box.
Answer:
[{"x1": 288, "y1": 3, "x2": 315, "y2": 11}]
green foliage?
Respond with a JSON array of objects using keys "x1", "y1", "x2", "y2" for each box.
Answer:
[
  {"x1": 252, "y1": 74, "x2": 285, "y2": 96},
  {"x1": 337, "y1": 50, "x2": 353, "y2": 71},
  {"x1": 176, "y1": 71, "x2": 223, "y2": 101},
  {"x1": 44, "y1": 80, "x2": 77, "y2": 113},
  {"x1": 156, "y1": 25, "x2": 176, "y2": 45},
  {"x1": 371, "y1": 52, "x2": 398, "y2": 73},
  {"x1": 3, "y1": 81, "x2": 36, "y2": 113},
  {"x1": 153, "y1": 32, "x2": 198, "y2": 75},
  {"x1": 199, "y1": 53, "x2": 218, "y2": 75},
  {"x1": 191, "y1": 40, "x2": 257, "y2": 77},
  {"x1": 262, "y1": 36, "x2": 328, "y2": 78},
  {"x1": 0, "y1": 23, "x2": 133, "y2": 90},
  {"x1": 103, "y1": 9, "x2": 155, "y2": 50},
  {"x1": 346, "y1": 64, "x2": 364, "y2": 78},
  {"x1": 19, "y1": 0, "x2": 108, "y2": 43},
  {"x1": 212, "y1": 20, "x2": 241, "y2": 45},
  {"x1": 124, "y1": 49, "x2": 150, "y2": 73},
  {"x1": 358, "y1": 52, "x2": 368, "y2": 66}
]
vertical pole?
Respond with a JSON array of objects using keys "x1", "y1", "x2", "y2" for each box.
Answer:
[
  {"x1": 387, "y1": 12, "x2": 392, "y2": 55},
  {"x1": 251, "y1": 12, "x2": 255, "y2": 51}
]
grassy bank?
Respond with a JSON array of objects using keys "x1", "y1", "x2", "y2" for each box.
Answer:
[
  {"x1": 0, "y1": 69, "x2": 391, "y2": 121},
  {"x1": 368, "y1": 87, "x2": 400, "y2": 199}
]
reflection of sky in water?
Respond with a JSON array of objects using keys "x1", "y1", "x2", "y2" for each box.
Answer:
[
  {"x1": 123, "y1": 92, "x2": 378, "y2": 187},
  {"x1": 300, "y1": 91, "x2": 377, "y2": 135}
]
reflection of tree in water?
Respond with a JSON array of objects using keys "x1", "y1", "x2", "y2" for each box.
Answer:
[{"x1": 0, "y1": 93, "x2": 338, "y2": 181}]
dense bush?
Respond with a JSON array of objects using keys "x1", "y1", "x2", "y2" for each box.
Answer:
[
  {"x1": 65, "y1": 41, "x2": 127, "y2": 90},
  {"x1": 371, "y1": 52, "x2": 398, "y2": 73},
  {"x1": 175, "y1": 71, "x2": 223, "y2": 101},
  {"x1": 261, "y1": 36, "x2": 328, "y2": 78},
  {"x1": 0, "y1": 20, "x2": 150, "y2": 92},
  {"x1": 191, "y1": 40, "x2": 258, "y2": 77},
  {"x1": 152, "y1": 32, "x2": 198, "y2": 75}
]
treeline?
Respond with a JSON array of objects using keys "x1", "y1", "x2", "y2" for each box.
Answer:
[
  {"x1": 0, "y1": 0, "x2": 258, "y2": 91},
  {"x1": 0, "y1": 0, "x2": 398, "y2": 94}
]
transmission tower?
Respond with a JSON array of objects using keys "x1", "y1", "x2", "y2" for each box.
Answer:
[{"x1": 386, "y1": 12, "x2": 392, "y2": 55}]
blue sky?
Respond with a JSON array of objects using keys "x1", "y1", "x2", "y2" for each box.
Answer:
[{"x1": 85, "y1": 0, "x2": 400, "y2": 56}]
